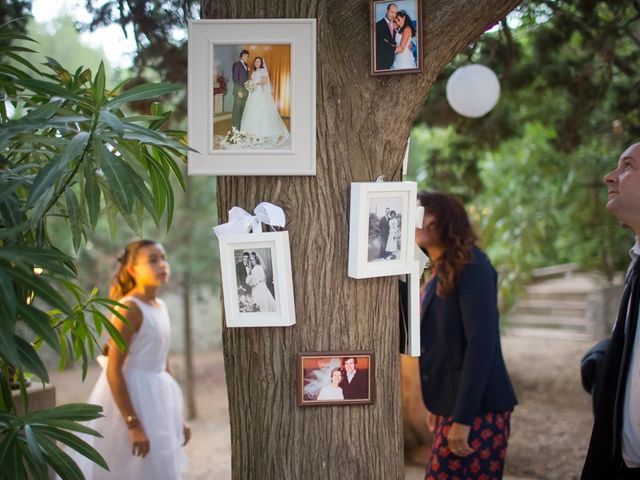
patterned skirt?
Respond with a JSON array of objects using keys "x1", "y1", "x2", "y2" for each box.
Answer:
[{"x1": 425, "y1": 411, "x2": 511, "y2": 480}]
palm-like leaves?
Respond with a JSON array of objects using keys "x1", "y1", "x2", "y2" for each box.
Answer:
[{"x1": 0, "y1": 31, "x2": 187, "y2": 478}]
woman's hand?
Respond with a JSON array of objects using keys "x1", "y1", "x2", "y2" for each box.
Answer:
[
  {"x1": 128, "y1": 425, "x2": 150, "y2": 457},
  {"x1": 425, "y1": 409, "x2": 441, "y2": 432},
  {"x1": 183, "y1": 421, "x2": 192, "y2": 446},
  {"x1": 447, "y1": 422, "x2": 474, "y2": 457}
]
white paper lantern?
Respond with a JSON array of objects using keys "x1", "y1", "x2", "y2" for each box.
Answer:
[{"x1": 445, "y1": 64, "x2": 500, "y2": 118}]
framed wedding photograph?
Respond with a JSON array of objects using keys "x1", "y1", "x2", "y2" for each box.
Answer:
[
  {"x1": 370, "y1": 0, "x2": 423, "y2": 76},
  {"x1": 297, "y1": 352, "x2": 375, "y2": 406},
  {"x1": 218, "y1": 231, "x2": 296, "y2": 327},
  {"x1": 348, "y1": 181, "x2": 417, "y2": 279},
  {"x1": 188, "y1": 19, "x2": 316, "y2": 175}
]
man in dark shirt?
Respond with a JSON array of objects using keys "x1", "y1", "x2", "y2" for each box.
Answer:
[{"x1": 339, "y1": 357, "x2": 369, "y2": 400}]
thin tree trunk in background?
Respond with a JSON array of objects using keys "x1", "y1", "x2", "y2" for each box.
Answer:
[
  {"x1": 183, "y1": 175, "x2": 197, "y2": 419},
  {"x1": 206, "y1": 1, "x2": 521, "y2": 478},
  {"x1": 183, "y1": 271, "x2": 197, "y2": 419}
]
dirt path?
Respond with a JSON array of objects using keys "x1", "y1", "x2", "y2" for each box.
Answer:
[
  {"x1": 50, "y1": 334, "x2": 595, "y2": 480},
  {"x1": 501, "y1": 334, "x2": 594, "y2": 480}
]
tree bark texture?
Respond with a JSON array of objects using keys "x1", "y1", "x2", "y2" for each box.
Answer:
[{"x1": 207, "y1": 1, "x2": 521, "y2": 478}]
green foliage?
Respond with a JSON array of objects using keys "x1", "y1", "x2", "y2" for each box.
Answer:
[
  {"x1": 0, "y1": 403, "x2": 107, "y2": 480},
  {"x1": 0, "y1": 30, "x2": 186, "y2": 478},
  {"x1": 22, "y1": 14, "x2": 117, "y2": 85},
  {"x1": 411, "y1": 0, "x2": 639, "y2": 307},
  {"x1": 82, "y1": 0, "x2": 196, "y2": 118}
]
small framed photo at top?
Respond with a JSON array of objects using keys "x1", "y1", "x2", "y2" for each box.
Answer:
[
  {"x1": 188, "y1": 19, "x2": 316, "y2": 175},
  {"x1": 371, "y1": 0, "x2": 423, "y2": 76},
  {"x1": 297, "y1": 352, "x2": 375, "y2": 406},
  {"x1": 217, "y1": 231, "x2": 295, "y2": 327},
  {"x1": 348, "y1": 181, "x2": 417, "y2": 279}
]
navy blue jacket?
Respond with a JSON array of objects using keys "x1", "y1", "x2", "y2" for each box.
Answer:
[{"x1": 419, "y1": 247, "x2": 517, "y2": 425}]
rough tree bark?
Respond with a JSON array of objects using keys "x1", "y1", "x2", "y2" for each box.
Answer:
[{"x1": 207, "y1": 1, "x2": 521, "y2": 478}]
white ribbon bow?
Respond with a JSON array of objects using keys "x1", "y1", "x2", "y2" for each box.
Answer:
[{"x1": 212, "y1": 202, "x2": 286, "y2": 237}]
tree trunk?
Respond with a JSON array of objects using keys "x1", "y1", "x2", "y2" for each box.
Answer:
[
  {"x1": 207, "y1": 1, "x2": 521, "y2": 478},
  {"x1": 182, "y1": 271, "x2": 197, "y2": 419}
]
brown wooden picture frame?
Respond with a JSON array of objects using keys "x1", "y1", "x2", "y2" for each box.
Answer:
[
  {"x1": 370, "y1": 0, "x2": 423, "y2": 76},
  {"x1": 297, "y1": 351, "x2": 375, "y2": 406}
]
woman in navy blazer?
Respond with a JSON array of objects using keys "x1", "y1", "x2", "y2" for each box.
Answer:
[{"x1": 416, "y1": 192, "x2": 517, "y2": 479}]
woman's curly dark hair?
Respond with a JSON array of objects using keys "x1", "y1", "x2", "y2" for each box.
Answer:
[{"x1": 417, "y1": 191, "x2": 477, "y2": 297}]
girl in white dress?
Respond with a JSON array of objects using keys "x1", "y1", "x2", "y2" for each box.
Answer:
[
  {"x1": 240, "y1": 57, "x2": 290, "y2": 146},
  {"x1": 68, "y1": 239, "x2": 190, "y2": 479},
  {"x1": 246, "y1": 252, "x2": 277, "y2": 312},
  {"x1": 317, "y1": 368, "x2": 344, "y2": 401},
  {"x1": 392, "y1": 10, "x2": 417, "y2": 69}
]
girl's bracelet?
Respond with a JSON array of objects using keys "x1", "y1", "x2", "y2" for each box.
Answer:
[{"x1": 125, "y1": 415, "x2": 140, "y2": 429}]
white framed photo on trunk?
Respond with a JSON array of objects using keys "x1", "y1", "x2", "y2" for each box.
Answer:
[
  {"x1": 348, "y1": 181, "x2": 417, "y2": 279},
  {"x1": 188, "y1": 19, "x2": 316, "y2": 175},
  {"x1": 218, "y1": 231, "x2": 296, "y2": 327}
]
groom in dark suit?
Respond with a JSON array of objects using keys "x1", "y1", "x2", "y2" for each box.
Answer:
[
  {"x1": 339, "y1": 357, "x2": 369, "y2": 400},
  {"x1": 232, "y1": 49, "x2": 250, "y2": 130},
  {"x1": 379, "y1": 207, "x2": 391, "y2": 258},
  {"x1": 375, "y1": 3, "x2": 398, "y2": 71},
  {"x1": 235, "y1": 252, "x2": 252, "y2": 294}
]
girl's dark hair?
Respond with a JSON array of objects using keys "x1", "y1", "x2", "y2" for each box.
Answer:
[
  {"x1": 250, "y1": 251, "x2": 261, "y2": 265},
  {"x1": 109, "y1": 239, "x2": 158, "y2": 300},
  {"x1": 253, "y1": 57, "x2": 264, "y2": 70},
  {"x1": 396, "y1": 10, "x2": 416, "y2": 36},
  {"x1": 417, "y1": 192, "x2": 477, "y2": 297}
]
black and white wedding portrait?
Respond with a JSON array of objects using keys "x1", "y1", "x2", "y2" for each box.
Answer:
[
  {"x1": 367, "y1": 196, "x2": 403, "y2": 262},
  {"x1": 371, "y1": 0, "x2": 422, "y2": 75},
  {"x1": 213, "y1": 44, "x2": 291, "y2": 150},
  {"x1": 233, "y1": 248, "x2": 277, "y2": 313}
]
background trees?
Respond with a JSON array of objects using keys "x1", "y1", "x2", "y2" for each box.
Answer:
[
  {"x1": 409, "y1": 0, "x2": 640, "y2": 304},
  {"x1": 2, "y1": 0, "x2": 638, "y2": 477}
]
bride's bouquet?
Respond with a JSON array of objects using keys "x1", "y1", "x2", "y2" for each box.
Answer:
[
  {"x1": 217, "y1": 127, "x2": 260, "y2": 148},
  {"x1": 244, "y1": 80, "x2": 256, "y2": 92}
]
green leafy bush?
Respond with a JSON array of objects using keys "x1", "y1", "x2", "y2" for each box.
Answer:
[{"x1": 0, "y1": 30, "x2": 186, "y2": 479}]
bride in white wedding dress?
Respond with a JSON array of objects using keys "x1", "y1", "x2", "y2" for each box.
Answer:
[
  {"x1": 240, "y1": 57, "x2": 290, "y2": 146},
  {"x1": 391, "y1": 10, "x2": 417, "y2": 70}
]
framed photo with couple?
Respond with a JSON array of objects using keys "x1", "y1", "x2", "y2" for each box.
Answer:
[
  {"x1": 297, "y1": 352, "x2": 375, "y2": 406},
  {"x1": 218, "y1": 231, "x2": 296, "y2": 328},
  {"x1": 370, "y1": 0, "x2": 423, "y2": 76},
  {"x1": 348, "y1": 181, "x2": 418, "y2": 279},
  {"x1": 188, "y1": 19, "x2": 316, "y2": 175}
]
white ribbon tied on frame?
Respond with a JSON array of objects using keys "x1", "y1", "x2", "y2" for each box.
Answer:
[{"x1": 212, "y1": 202, "x2": 286, "y2": 238}]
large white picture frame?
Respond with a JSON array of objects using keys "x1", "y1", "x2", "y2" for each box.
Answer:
[
  {"x1": 188, "y1": 19, "x2": 316, "y2": 175},
  {"x1": 218, "y1": 231, "x2": 296, "y2": 327},
  {"x1": 348, "y1": 181, "x2": 417, "y2": 279}
]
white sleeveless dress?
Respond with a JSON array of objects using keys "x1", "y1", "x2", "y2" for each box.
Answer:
[
  {"x1": 392, "y1": 31, "x2": 417, "y2": 69},
  {"x1": 240, "y1": 68, "x2": 290, "y2": 145},
  {"x1": 246, "y1": 264, "x2": 277, "y2": 312},
  {"x1": 67, "y1": 296, "x2": 187, "y2": 479}
]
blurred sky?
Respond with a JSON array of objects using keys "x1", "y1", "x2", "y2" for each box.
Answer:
[{"x1": 32, "y1": 0, "x2": 136, "y2": 68}]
